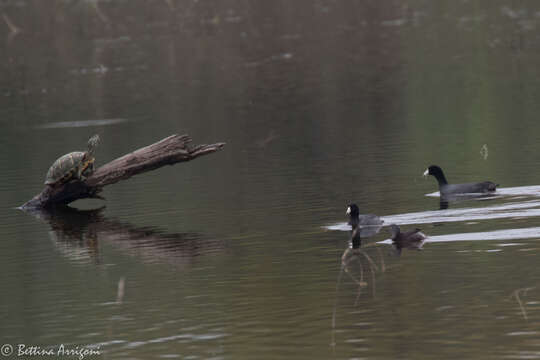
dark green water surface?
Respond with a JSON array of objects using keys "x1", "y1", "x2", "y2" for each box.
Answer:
[{"x1": 2, "y1": 1, "x2": 540, "y2": 359}]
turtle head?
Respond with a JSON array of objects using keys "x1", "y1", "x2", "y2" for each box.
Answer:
[{"x1": 86, "y1": 135, "x2": 100, "y2": 155}]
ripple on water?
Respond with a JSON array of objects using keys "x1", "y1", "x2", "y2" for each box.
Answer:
[
  {"x1": 506, "y1": 331, "x2": 539, "y2": 336},
  {"x1": 326, "y1": 185, "x2": 540, "y2": 250},
  {"x1": 372, "y1": 227, "x2": 540, "y2": 245},
  {"x1": 327, "y1": 199, "x2": 540, "y2": 231},
  {"x1": 425, "y1": 185, "x2": 540, "y2": 198},
  {"x1": 37, "y1": 118, "x2": 130, "y2": 129}
]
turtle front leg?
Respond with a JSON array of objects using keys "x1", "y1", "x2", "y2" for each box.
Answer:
[
  {"x1": 82, "y1": 162, "x2": 94, "y2": 179},
  {"x1": 80, "y1": 160, "x2": 95, "y2": 181},
  {"x1": 77, "y1": 165, "x2": 85, "y2": 181}
]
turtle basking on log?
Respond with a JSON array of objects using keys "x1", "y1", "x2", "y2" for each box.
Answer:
[
  {"x1": 21, "y1": 134, "x2": 225, "y2": 210},
  {"x1": 44, "y1": 135, "x2": 100, "y2": 186}
]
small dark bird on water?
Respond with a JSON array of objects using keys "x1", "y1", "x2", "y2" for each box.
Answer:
[
  {"x1": 389, "y1": 224, "x2": 427, "y2": 255},
  {"x1": 423, "y1": 165, "x2": 498, "y2": 196}
]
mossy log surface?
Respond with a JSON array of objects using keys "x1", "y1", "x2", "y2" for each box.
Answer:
[{"x1": 21, "y1": 134, "x2": 225, "y2": 210}]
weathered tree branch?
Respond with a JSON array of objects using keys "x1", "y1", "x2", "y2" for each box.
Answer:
[{"x1": 21, "y1": 134, "x2": 225, "y2": 210}]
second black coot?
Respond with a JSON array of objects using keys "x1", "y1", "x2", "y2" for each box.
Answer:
[{"x1": 423, "y1": 165, "x2": 498, "y2": 196}]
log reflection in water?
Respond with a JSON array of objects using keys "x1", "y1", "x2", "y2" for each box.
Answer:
[{"x1": 25, "y1": 206, "x2": 225, "y2": 266}]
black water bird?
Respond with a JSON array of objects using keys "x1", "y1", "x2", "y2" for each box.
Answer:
[
  {"x1": 389, "y1": 224, "x2": 426, "y2": 255},
  {"x1": 346, "y1": 204, "x2": 383, "y2": 228},
  {"x1": 346, "y1": 204, "x2": 383, "y2": 248},
  {"x1": 423, "y1": 165, "x2": 498, "y2": 196}
]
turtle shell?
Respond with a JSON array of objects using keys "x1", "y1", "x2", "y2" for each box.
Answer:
[{"x1": 44, "y1": 151, "x2": 94, "y2": 185}]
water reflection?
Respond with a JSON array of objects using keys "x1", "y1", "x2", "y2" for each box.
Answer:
[
  {"x1": 340, "y1": 221, "x2": 384, "y2": 292},
  {"x1": 439, "y1": 193, "x2": 498, "y2": 210},
  {"x1": 340, "y1": 246, "x2": 385, "y2": 295},
  {"x1": 428, "y1": 185, "x2": 540, "y2": 209},
  {"x1": 397, "y1": 226, "x2": 540, "y2": 243},
  {"x1": 332, "y1": 244, "x2": 386, "y2": 345},
  {"x1": 24, "y1": 206, "x2": 224, "y2": 266},
  {"x1": 335, "y1": 222, "x2": 384, "y2": 304},
  {"x1": 427, "y1": 185, "x2": 540, "y2": 198},
  {"x1": 332, "y1": 220, "x2": 386, "y2": 342},
  {"x1": 348, "y1": 225, "x2": 384, "y2": 249}
]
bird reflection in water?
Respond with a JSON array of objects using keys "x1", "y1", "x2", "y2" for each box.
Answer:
[
  {"x1": 331, "y1": 220, "x2": 385, "y2": 347},
  {"x1": 339, "y1": 226, "x2": 385, "y2": 304},
  {"x1": 331, "y1": 220, "x2": 430, "y2": 347},
  {"x1": 24, "y1": 205, "x2": 223, "y2": 266},
  {"x1": 439, "y1": 193, "x2": 499, "y2": 210}
]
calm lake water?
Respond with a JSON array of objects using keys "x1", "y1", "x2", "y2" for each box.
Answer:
[{"x1": 2, "y1": 1, "x2": 540, "y2": 359}]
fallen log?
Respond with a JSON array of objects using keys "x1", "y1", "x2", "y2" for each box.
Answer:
[{"x1": 21, "y1": 134, "x2": 225, "y2": 210}]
